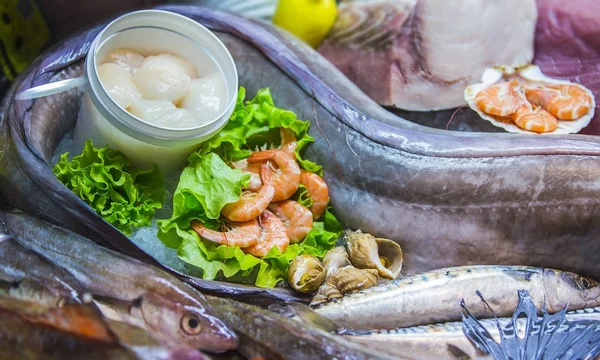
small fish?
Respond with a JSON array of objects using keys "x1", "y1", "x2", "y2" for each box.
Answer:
[
  {"x1": 0, "y1": 236, "x2": 86, "y2": 307},
  {"x1": 313, "y1": 265, "x2": 600, "y2": 330},
  {"x1": 1, "y1": 210, "x2": 238, "y2": 353},
  {"x1": 205, "y1": 295, "x2": 404, "y2": 360}
]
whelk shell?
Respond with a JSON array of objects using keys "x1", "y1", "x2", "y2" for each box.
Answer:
[
  {"x1": 287, "y1": 254, "x2": 326, "y2": 293},
  {"x1": 311, "y1": 266, "x2": 379, "y2": 307},
  {"x1": 344, "y1": 230, "x2": 403, "y2": 280},
  {"x1": 322, "y1": 246, "x2": 351, "y2": 278}
]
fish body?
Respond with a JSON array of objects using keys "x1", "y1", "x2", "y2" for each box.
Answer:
[
  {"x1": 318, "y1": 0, "x2": 537, "y2": 111},
  {"x1": 343, "y1": 306, "x2": 600, "y2": 360},
  {"x1": 0, "y1": 236, "x2": 85, "y2": 307},
  {"x1": 314, "y1": 265, "x2": 600, "y2": 329},
  {"x1": 3, "y1": 4, "x2": 600, "y2": 300},
  {"x1": 1, "y1": 211, "x2": 238, "y2": 353},
  {"x1": 205, "y1": 295, "x2": 403, "y2": 360}
]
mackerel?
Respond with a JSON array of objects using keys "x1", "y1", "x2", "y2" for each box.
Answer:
[{"x1": 314, "y1": 265, "x2": 600, "y2": 329}]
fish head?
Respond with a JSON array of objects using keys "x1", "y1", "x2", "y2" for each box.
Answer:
[
  {"x1": 1, "y1": 277, "x2": 81, "y2": 309},
  {"x1": 140, "y1": 291, "x2": 238, "y2": 352},
  {"x1": 556, "y1": 271, "x2": 600, "y2": 308}
]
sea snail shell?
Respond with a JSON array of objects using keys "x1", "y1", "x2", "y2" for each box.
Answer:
[{"x1": 344, "y1": 229, "x2": 403, "y2": 280}]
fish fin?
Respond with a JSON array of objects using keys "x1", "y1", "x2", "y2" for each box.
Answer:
[{"x1": 462, "y1": 289, "x2": 600, "y2": 360}]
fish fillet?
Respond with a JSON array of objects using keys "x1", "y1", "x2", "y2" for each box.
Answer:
[{"x1": 319, "y1": 0, "x2": 537, "y2": 111}]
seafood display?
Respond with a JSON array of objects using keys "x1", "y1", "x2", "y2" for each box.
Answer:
[
  {"x1": 318, "y1": 0, "x2": 537, "y2": 110},
  {"x1": 3, "y1": 1, "x2": 600, "y2": 358},
  {"x1": 465, "y1": 65, "x2": 595, "y2": 134},
  {"x1": 313, "y1": 265, "x2": 600, "y2": 329},
  {"x1": 4, "y1": 5, "x2": 600, "y2": 285}
]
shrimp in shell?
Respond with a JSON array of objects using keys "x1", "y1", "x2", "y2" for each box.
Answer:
[
  {"x1": 247, "y1": 149, "x2": 301, "y2": 201},
  {"x1": 525, "y1": 85, "x2": 592, "y2": 120},
  {"x1": 475, "y1": 79, "x2": 521, "y2": 117},
  {"x1": 221, "y1": 164, "x2": 275, "y2": 222},
  {"x1": 512, "y1": 104, "x2": 558, "y2": 134},
  {"x1": 243, "y1": 211, "x2": 290, "y2": 257},
  {"x1": 269, "y1": 200, "x2": 313, "y2": 243},
  {"x1": 190, "y1": 219, "x2": 260, "y2": 247},
  {"x1": 300, "y1": 170, "x2": 330, "y2": 220}
]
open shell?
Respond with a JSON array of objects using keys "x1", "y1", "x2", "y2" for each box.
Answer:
[
  {"x1": 310, "y1": 266, "x2": 379, "y2": 307},
  {"x1": 322, "y1": 247, "x2": 351, "y2": 278},
  {"x1": 287, "y1": 254, "x2": 326, "y2": 293},
  {"x1": 464, "y1": 65, "x2": 596, "y2": 135},
  {"x1": 344, "y1": 230, "x2": 403, "y2": 280}
]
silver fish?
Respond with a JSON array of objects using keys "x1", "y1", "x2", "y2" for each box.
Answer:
[
  {"x1": 1, "y1": 210, "x2": 238, "y2": 353},
  {"x1": 343, "y1": 307, "x2": 600, "y2": 360},
  {"x1": 314, "y1": 265, "x2": 600, "y2": 330}
]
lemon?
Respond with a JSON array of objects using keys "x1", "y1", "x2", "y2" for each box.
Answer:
[{"x1": 273, "y1": 0, "x2": 338, "y2": 48}]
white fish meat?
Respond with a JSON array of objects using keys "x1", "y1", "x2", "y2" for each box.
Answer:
[{"x1": 319, "y1": 0, "x2": 537, "y2": 111}]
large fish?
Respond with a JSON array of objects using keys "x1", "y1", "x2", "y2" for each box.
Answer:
[
  {"x1": 2, "y1": 3, "x2": 600, "y2": 301},
  {"x1": 1, "y1": 210, "x2": 238, "y2": 353},
  {"x1": 313, "y1": 265, "x2": 600, "y2": 330}
]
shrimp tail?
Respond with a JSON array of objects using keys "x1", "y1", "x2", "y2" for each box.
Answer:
[
  {"x1": 248, "y1": 150, "x2": 278, "y2": 163},
  {"x1": 260, "y1": 163, "x2": 273, "y2": 185}
]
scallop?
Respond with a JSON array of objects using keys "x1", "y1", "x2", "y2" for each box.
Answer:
[
  {"x1": 129, "y1": 99, "x2": 197, "y2": 128},
  {"x1": 132, "y1": 55, "x2": 192, "y2": 104},
  {"x1": 142, "y1": 53, "x2": 198, "y2": 78},
  {"x1": 104, "y1": 48, "x2": 145, "y2": 73},
  {"x1": 97, "y1": 63, "x2": 142, "y2": 109},
  {"x1": 464, "y1": 65, "x2": 596, "y2": 135},
  {"x1": 180, "y1": 72, "x2": 227, "y2": 124}
]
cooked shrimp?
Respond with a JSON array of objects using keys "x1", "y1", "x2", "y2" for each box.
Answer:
[
  {"x1": 300, "y1": 171, "x2": 330, "y2": 220},
  {"x1": 190, "y1": 219, "x2": 260, "y2": 247},
  {"x1": 221, "y1": 164, "x2": 275, "y2": 222},
  {"x1": 279, "y1": 127, "x2": 298, "y2": 157},
  {"x1": 269, "y1": 200, "x2": 313, "y2": 243},
  {"x1": 243, "y1": 211, "x2": 290, "y2": 257},
  {"x1": 475, "y1": 80, "x2": 521, "y2": 117},
  {"x1": 525, "y1": 84, "x2": 592, "y2": 120},
  {"x1": 247, "y1": 149, "x2": 301, "y2": 201},
  {"x1": 512, "y1": 104, "x2": 558, "y2": 133},
  {"x1": 231, "y1": 159, "x2": 262, "y2": 192}
]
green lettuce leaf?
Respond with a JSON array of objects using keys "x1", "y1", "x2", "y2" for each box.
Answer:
[
  {"x1": 53, "y1": 140, "x2": 164, "y2": 236},
  {"x1": 157, "y1": 87, "x2": 342, "y2": 287}
]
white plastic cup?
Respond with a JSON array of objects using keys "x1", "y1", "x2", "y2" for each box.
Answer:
[{"x1": 72, "y1": 10, "x2": 238, "y2": 175}]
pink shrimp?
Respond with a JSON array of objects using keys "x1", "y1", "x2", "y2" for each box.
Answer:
[
  {"x1": 475, "y1": 79, "x2": 521, "y2": 117},
  {"x1": 525, "y1": 84, "x2": 592, "y2": 120},
  {"x1": 269, "y1": 200, "x2": 313, "y2": 243},
  {"x1": 242, "y1": 211, "x2": 290, "y2": 257},
  {"x1": 221, "y1": 164, "x2": 275, "y2": 222},
  {"x1": 190, "y1": 219, "x2": 260, "y2": 247},
  {"x1": 247, "y1": 149, "x2": 301, "y2": 202},
  {"x1": 300, "y1": 170, "x2": 330, "y2": 220}
]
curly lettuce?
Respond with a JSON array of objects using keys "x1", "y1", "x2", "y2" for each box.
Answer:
[
  {"x1": 53, "y1": 140, "x2": 164, "y2": 236},
  {"x1": 158, "y1": 87, "x2": 342, "y2": 288}
]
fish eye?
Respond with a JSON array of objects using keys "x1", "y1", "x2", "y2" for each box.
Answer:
[
  {"x1": 181, "y1": 313, "x2": 202, "y2": 335},
  {"x1": 580, "y1": 277, "x2": 594, "y2": 289},
  {"x1": 56, "y1": 297, "x2": 68, "y2": 308}
]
